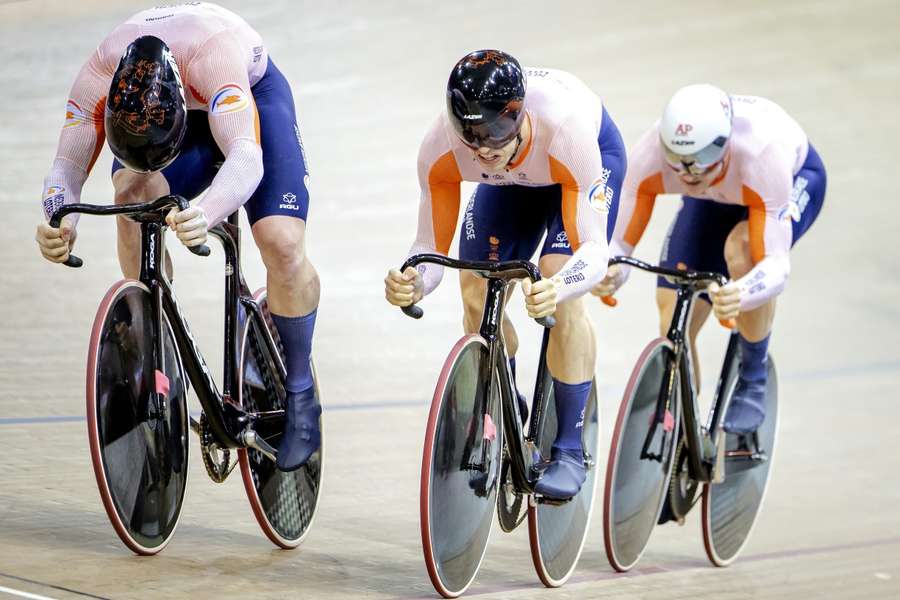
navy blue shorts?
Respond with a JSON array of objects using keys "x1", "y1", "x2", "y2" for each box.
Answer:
[
  {"x1": 458, "y1": 106, "x2": 626, "y2": 262},
  {"x1": 658, "y1": 143, "x2": 826, "y2": 291},
  {"x1": 112, "y1": 59, "x2": 311, "y2": 225}
]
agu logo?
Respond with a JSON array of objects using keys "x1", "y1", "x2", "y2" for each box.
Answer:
[{"x1": 210, "y1": 85, "x2": 249, "y2": 115}]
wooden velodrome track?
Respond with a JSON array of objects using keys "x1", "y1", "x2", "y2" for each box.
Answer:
[{"x1": 1, "y1": 0, "x2": 897, "y2": 597}]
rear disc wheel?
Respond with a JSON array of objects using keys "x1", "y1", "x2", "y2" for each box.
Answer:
[
  {"x1": 702, "y1": 357, "x2": 779, "y2": 566},
  {"x1": 528, "y1": 374, "x2": 600, "y2": 587},
  {"x1": 238, "y1": 288, "x2": 323, "y2": 549}
]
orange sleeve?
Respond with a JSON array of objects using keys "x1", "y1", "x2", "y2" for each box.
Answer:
[
  {"x1": 623, "y1": 173, "x2": 664, "y2": 248},
  {"x1": 742, "y1": 185, "x2": 767, "y2": 265},
  {"x1": 548, "y1": 155, "x2": 582, "y2": 251},
  {"x1": 428, "y1": 151, "x2": 463, "y2": 254}
]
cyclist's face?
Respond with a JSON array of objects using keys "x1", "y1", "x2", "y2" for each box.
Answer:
[{"x1": 472, "y1": 137, "x2": 518, "y2": 172}]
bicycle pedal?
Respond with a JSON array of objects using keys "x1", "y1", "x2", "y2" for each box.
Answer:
[{"x1": 535, "y1": 494, "x2": 573, "y2": 506}]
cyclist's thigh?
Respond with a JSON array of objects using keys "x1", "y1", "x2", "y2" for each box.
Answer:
[
  {"x1": 789, "y1": 142, "x2": 827, "y2": 247},
  {"x1": 657, "y1": 196, "x2": 746, "y2": 298},
  {"x1": 243, "y1": 59, "x2": 311, "y2": 228},
  {"x1": 110, "y1": 109, "x2": 221, "y2": 200},
  {"x1": 458, "y1": 183, "x2": 549, "y2": 262}
]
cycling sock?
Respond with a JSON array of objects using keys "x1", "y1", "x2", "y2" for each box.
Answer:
[
  {"x1": 271, "y1": 309, "x2": 317, "y2": 393},
  {"x1": 739, "y1": 333, "x2": 769, "y2": 382},
  {"x1": 552, "y1": 378, "x2": 591, "y2": 451},
  {"x1": 509, "y1": 357, "x2": 517, "y2": 381}
]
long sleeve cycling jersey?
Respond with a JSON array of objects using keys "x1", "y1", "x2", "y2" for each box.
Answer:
[
  {"x1": 411, "y1": 68, "x2": 613, "y2": 304},
  {"x1": 41, "y1": 2, "x2": 267, "y2": 228},
  {"x1": 610, "y1": 95, "x2": 810, "y2": 311}
]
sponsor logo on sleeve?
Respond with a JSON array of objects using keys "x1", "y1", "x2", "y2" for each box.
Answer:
[
  {"x1": 42, "y1": 185, "x2": 66, "y2": 217},
  {"x1": 210, "y1": 85, "x2": 250, "y2": 115},
  {"x1": 587, "y1": 168, "x2": 613, "y2": 214},
  {"x1": 64, "y1": 100, "x2": 85, "y2": 128}
]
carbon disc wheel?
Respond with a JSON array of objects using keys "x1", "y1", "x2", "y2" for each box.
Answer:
[
  {"x1": 421, "y1": 335, "x2": 502, "y2": 598},
  {"x1": 86, "y1": 280, "x2": 188, "y2": 555},
  {"x1": 603, "y1": 338, "x2": 681, "y2": 572},
  {"x1": 238, "y1": 288, "x2": 323, "y2": 549}
]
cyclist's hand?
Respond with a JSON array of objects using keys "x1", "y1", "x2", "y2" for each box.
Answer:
[
  {"x1": 166, "y1": 205, "x2": 208, "y2": 248},
  {"x1": 591, "y1": 263, "x2": 629, "y2": 297},
  {"x1": 708, "y1": 281, "x2": 741, "y2": 320},
  {"x1": 35, "y1": 216, "x2": 76, "y2": 263},
  {"x1": 384, "y1": 266, "x2": 423, "y2": 307},
  {"x1": 522, "y1": 277, "x2": 558, "y2": 319}
]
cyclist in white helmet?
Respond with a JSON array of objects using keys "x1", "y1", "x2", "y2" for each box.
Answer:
[{"x1": 595, "y1": 84, "x2": 826, "y2": 434}]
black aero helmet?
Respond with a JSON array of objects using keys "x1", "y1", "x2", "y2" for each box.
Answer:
[
  {"x1": 105, "y1": 36, "x2": 187, "y2": 172},
  {"x1": 446, "y1": 49, "x2": 526, "y2": 149}
]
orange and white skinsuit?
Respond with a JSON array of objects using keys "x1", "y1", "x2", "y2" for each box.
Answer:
[
  {"x1": 410, "y1": 68, "x2": 616, "y2": 303},
  {"x1": 41, "y1": 2, "x2": 266, "y2": 228}
]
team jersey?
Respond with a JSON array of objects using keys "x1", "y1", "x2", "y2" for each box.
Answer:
[
  {"x1": 42, "y1": 2, "x2": 267, "y2": 227},
  {"x1": 612, "y1": 95, "x2": 809, "y2": 311},
  {"x1": 411, "y1": 68, "x2": 613, "y2": 303}
]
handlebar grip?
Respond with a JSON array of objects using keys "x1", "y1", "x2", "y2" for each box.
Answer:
[
  {"x1": 63, "y1": 254, "x2": 83, "y2": 268},
  {"x1": 402, "y1": 305, "x2": 424, "y2": 319},
  {"x1": 601, "y1": 295, "x2": 618, "y2": 307},
  {"x1": 718, "y1": 318, "x2": 736, "y2": 330},
  {"x1": 536, "y1": 315, "x2": 555, "y2": 329},
  {"x1": 188, "y1": 244, "x2": 211, "y2": 257}
]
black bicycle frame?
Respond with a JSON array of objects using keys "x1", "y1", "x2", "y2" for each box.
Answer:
[
  {"x1": 400, "y1": 253, "x2": 555, "y2": 494},
  {"x1": 51, "y1": 196, "x2": 287, "y2": 450},
  {"x1": 610, "y1": 256, "x2": 733, "y2": 483}
]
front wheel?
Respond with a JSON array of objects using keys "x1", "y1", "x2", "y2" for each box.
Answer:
[
  {"x1": 528, "y1": 375, "x2": 600, "y2": 587},
  {"x1": 702, "y1": 356, "x2": 779, "y2": 566},
  {"x1": 421, "y1": 335, "x2": 502, "y2": 598},
  {"x1": 238, "y1": 288, "x2": 323, "y2": 549},
  {"x1": 86, "y1": 280, "x2": 189, "y2": 555},
  {"x1": 603, "y1": 338, "x2": 680, "y2": 572}
]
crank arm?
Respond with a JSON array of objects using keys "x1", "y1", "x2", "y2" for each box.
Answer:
[{"x1": 241, "y1": 428, "x2": 278, "y2": 462}]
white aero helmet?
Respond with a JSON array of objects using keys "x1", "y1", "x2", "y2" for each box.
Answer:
[{"x1": 659, "y1": 84, "x2": 733, "y2": 171}]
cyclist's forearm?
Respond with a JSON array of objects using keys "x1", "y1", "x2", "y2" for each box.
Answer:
[
  {"x1": 407, "y1": 241, "x2": 444, "y2": 296},
  {"x1": 42, "y1": 157, "x2": 88, "y2": 225},
  {"x1": 735, "y1": 254, "x2": 790, "y2": 312},
  {"x1": 197, "y1": 139, "x2": 263, "y2": 226},
  {"x1": 555, "y1": 240, "x2": 609, "y2": 303}
]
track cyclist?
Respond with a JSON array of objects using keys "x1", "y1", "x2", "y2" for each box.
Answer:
[
  {"x1": 384, "y1": 49, "x2": 627, "y2": 500},
  {"x1": 595, "y1": 84, "x2": 826, "y2": 435},
  {"x1": 33, "y1": 2, "x2": 321, "y2": 471}
]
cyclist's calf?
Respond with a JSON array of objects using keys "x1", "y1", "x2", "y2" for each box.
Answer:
[{"x1": 252, "y1": 216, "x2": 320, "y2": 314}]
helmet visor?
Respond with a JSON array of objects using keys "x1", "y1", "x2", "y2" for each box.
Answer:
[
  {"x1": 455, "y1": 116, "x2": 521, "y2": 150},
  {"x1": 663, "y1": 135, "x2": 728, "y2": 174}
]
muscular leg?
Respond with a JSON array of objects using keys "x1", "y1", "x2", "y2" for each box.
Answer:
[
  {"x1": 722, "y1": 220, "x2": 773, "y2": 433},
  {"x1": 724, "y1": 221, "x2": 776, "y2": 340},
  {"x1": 112, "y1": 169, "x2": 171, "y2": 279},
  {"x1": 252, "y1": 215, "x2": 321, "y2": 470},
  {"x1": 656, "y1": 287, "x2": 712, "y2": 389}
]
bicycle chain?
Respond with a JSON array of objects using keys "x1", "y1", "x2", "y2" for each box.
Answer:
[{"x1": 199, "y1": 413, "x2": 236, "y2": 483}]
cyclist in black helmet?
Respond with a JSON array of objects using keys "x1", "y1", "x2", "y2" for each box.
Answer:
[
  {"x1": 35, "y1": 2, "x2": 321, "y2": 472},
  {"x1": 385, "y1": 49, "x2": 628, "y2": 500}
]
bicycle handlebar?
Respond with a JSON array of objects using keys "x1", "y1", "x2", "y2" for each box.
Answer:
[
  {"x1": 398, "y1": 253, "x2": 555, "y2": 329},
  {"x1": 48, "y1": 195, "x2": 211, "y2": 268},
  {"x1": 604, "y1": 256, "x2": 735, "y2": 329}
]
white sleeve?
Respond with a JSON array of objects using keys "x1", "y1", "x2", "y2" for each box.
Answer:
[{"x1": 547, "y1": 115, "x2": 611, "y2": 303}]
